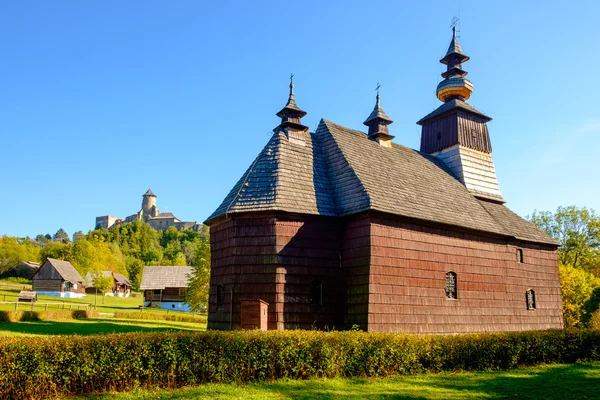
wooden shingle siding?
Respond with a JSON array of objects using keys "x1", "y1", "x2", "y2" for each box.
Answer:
[
  {"x1": 367, "y1": 216, "x2": 563, "y2": 333},
  {"x1": 208, "y1": 217, "x2": 279, "y2": 330},
  {"x1": 32, "y1": 279, "x2": 62, "y2": 292}
]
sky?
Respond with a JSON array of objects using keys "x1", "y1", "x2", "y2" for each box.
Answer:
[{"x1": 0, "y1": 1, "x2": 599, "y2": 238}]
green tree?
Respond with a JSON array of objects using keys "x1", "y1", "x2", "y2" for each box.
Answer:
[
  {"x1": 53, "y1": 228, "x2": 71, "y2": 244},
  {"x1": 0, "y1": 236, "x2": 40, "y2": 273},
  {"x1": 185, "y1": 239, "x2": 210, "y2": 312},
  {"x1": 529, "y1": 206, "x2": 600, "y2": 274},
  {"x1": 91, "y1": 272, "x2": 113, "y2": 305},
  {"x1": 72, "y1": 231, "x2": 85, "y2": 242},
  {"x1": 40, "y1": 241, "x2": 73, "y2": 264}
]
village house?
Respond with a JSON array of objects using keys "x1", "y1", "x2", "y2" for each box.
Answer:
[
  {"x1": 85, "y1": 271, "x2": 132, "y2": 296},
  {"x1": 139, "y1": 266, "x2": 192, "y2": 311},
  {"x1": 31, "y1": 258, "x2": 86, "y2": 298},
  {"x1": 0, "y1": 261, "x2": 40, "y2": 279},
  {"x1": 204, "y1": 29, "x2": 564, "y2": 333}
]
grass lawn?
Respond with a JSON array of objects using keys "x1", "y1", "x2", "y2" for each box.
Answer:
[
  {"x1": 81, "y1": 362, "x2": 600, "y2": 399},
  {"x1": 0, "y1": 316, "x2": 206, "y2": 336}
]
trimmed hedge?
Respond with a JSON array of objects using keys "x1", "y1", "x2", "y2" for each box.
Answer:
[
  {"x1": 0, "y1": 329, "x2": 599, "y2": 398},
  {"x1": 0, "y1": 309, "x2": 99, "y2": 322},
  {"x1": 113, "y1": 311, "x2": 207, "y2": 324}
]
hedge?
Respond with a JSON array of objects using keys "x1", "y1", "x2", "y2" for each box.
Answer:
[
  {"x1": 0, "y1": 309, "x2": 99, "y2": 322},
  {"x1": 0, "y1": 329, "x2": 598, "y2": 399},
  {"x1": 113, "y1": 311, "x2": 207, "y2": 324}
]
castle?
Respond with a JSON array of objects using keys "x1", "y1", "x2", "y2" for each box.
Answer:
[
  {"x1": 204, "y1": 28, "x2": 563, "y2": 333},
  {"x1": 96, "y1": 189, "x2": 203, "y2": 231}
]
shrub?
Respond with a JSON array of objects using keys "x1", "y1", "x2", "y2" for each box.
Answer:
[
  {"x1": 0, "y1": 329, "x2": 599, "y2": 399},
  {"x1": 0, "y1": 309, "x2": 98, "y2": 322},
  {"x1": 113, "y1": 311, "x2": 207, "y2": 324}
]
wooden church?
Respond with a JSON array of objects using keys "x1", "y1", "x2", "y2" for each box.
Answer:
[{"x1": 204, "y1": 29, "x2": 564, "y2": 333}]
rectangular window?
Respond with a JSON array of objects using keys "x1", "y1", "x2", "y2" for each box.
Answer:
[
  {"x1": 310, "y1": 281, "x2": 323, "y2": 306},
  {"x1": 445, "y1": 272, "x2": 457, "y2": 300},
  {"x1": 517, "y1": 249, "x2": 524, "y2": 263}
]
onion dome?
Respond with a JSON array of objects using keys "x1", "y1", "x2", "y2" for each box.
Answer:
[
  {"x1": 436, "y1": 27, "x2": 474, "y2": 102},
  {"x1": 275, "y1": 75, "x2": 308, "y2": 132}
]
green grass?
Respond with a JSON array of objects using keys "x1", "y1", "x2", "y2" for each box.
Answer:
[
  {"x1": 0, "y1": 316, "x2": 206, "y2": 336},
  {"x1": 0, "y1": 287, "x2": 143, "y2": 313},
  {"x1": 80, "y1": 362, "x2": 600, "y2": 399}
]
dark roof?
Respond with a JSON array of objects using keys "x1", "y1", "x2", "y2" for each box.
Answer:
[
  {"x1": 417, "y1": 99, "x2": 491, "y2": 124},
  {"x1": 364, "y1": 95, "x2": 392, "y2": 125},
  {"x1": 276, "y1": 84, "x2": 307, "y2": 118},
  {"x1": 85, "y1": 271, "x2": 131, "y2": 288},
  {"x1": 206, "y1": 119, "x2": 556, "y2": 246},
  {"x1": 44, "y1": 258, "x2": 84, "y2": 284},
  {"x1": 113, "y1": 273, "x2": 131, "y2": 286},
  {"x1": 139, "y1": 266, "x2": 192, "y2": 290},
  {"x1": 143, "y1": 189, "x2": 156, "y2": 197}
]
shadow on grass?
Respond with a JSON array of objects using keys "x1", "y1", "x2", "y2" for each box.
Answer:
[
  {"x1": 0, "y1": 319, "x2": 200, "y2": 336},
  {"x1": 257, "y1": 363, "x2": 600, "y2": 400},
  {"x1": 86, "y1": 362, "x2": 600, "y2": 400}
]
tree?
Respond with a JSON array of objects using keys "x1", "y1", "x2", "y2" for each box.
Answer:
[
  {"x1": 0, "y1": 236, "x2": 39, "y2": 273},
  {"x1": 35, "y1": 234, "x2": 50, "y2": 246},
  {"x1": 529, "y1": 206, "x2": 600, "y2": 274},
  {"x1": 91, "y1": 271, "x2": 112, "y2": 305},
  {"x1": 53, "y1": 228, "x2": 71, "y2": 244},
  {"x1": 72, "y1": 231, "x2": 85, "y2": 242},
  {"x1": 558, "y1": 263, "x2": 600, "y2": 328},
  {"x1": 185, "y1": 239, "x2": 210, "y2": 312}
]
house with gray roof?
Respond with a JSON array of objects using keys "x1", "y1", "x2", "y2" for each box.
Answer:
[
  {"x1": 139, "y1": 266, "x2": 192, "y2": 311},
  {"x1": 85, "y1": 271, "x2": 132, "y2": 297},
  {"x1": 204, "y1": 29, "x2": 563, "y2": 333},
  {"x1": 32, "y1": 258, "x2": 86, "y2": 298}
]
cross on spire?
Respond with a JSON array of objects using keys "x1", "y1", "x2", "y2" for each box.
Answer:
[
  {"x1": 376, "y1": 82, "x2": 381, "y2": 96},
  {"x1": 290, "y1": 73, "x2": 294, "y2": 85}
]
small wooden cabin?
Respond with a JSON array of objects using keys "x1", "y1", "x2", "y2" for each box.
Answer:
[
  {"x1": 0, "y1": 261, "x2": 40, "y2": 279},
  {"x1": 85, "y1": 271, "x2": 132, "y2": 296},
  {"x1": 31, "y1": 258, "x2": 85, "y2": 298},
  {"x1": 139, "y1": 266, "x2": 192, "y2": 311}
]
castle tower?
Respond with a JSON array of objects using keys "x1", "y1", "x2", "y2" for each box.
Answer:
[
  {"x1": 141, "y1": 189, "x2": 158, "y2": 218},
  {"x1": 417, "y1": 27, "x2": 504, "y2": 203},
  {"x1": 364, "y1": 85, "x2": 394, "y2": 147}
]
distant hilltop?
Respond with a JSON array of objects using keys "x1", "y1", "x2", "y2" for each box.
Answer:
[{"x1": 95, "y1": 189, "x2": 203, "y2": 232}]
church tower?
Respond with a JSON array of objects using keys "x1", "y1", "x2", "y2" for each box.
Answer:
[{"x1": 418, "y1": 27, "x2": 504, "y2": 203}]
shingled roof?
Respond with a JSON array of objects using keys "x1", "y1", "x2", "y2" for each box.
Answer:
[
  {"x1": 41, "y1": 258, "x2": 84, "y2": 284},
  {"x1": 139, "y1": 266, "x2": 192, "y2": 290},
  {"x1": 206, "y1": 119, "x2": 557, "y2": 246}
]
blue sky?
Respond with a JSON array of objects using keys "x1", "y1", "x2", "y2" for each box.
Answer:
[{"x1": 1, "y1": 1, "x2": 598, "y2": 238}]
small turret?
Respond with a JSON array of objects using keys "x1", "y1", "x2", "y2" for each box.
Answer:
[
  {"x1": 274, "y1": 74, "x2": 308, "y2": 134},
  {"x1": 363, "y1": 84, "x2": 394, "y2": 147}
]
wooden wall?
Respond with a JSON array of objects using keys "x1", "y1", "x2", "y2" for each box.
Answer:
[
  {"x1": 207, "y1": 212, "x2": 563, "y2": 333},
  {"x1": 208, "y1": 217, "x2": 278, "y2": 330},
  {"x1": 367, "y1": 216, "x2": 563, "y2": 333},
  {"x1": 32, "y1": 279, "x2": 62, "y2": 292}
]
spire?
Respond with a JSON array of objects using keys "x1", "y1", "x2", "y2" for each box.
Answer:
[
  {"x1": 143, "y1": 189, "x2": 156, "y2": 197},
  {"x1": 364, "y1": 84, "x2": 394, "y2": 146},
  {"x1": 436, "y1": 27, "x2": 473, "y2": 102},
  {"x1": 274, "y1": 74, "x2": 308, "y2": 133}
]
